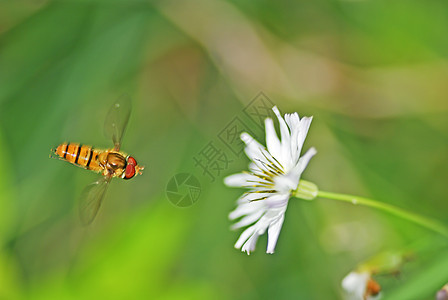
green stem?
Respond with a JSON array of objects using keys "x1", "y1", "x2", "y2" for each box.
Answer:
[{"x1": 316, "y1": 190, "x2": 448, "y2": 239}]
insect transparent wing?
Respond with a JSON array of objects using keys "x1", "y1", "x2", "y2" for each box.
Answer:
[
  {"x1": 104, "y1": 94, "x2": 132, "y2": 151},
  {"x1": 79, "y1": 176, "x2": 111, "y2": 225}
]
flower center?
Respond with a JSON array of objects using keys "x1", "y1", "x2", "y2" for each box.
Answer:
[{"x1": 274, "y1": 173, "x2": 298, "y2": 194}]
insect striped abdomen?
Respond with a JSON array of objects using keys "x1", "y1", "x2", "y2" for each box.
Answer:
[
  {"x1": 65, "y1": 143, "x2": 80, "y2": 164},
  {"x1": 53, "y1": 142, "x2": 102, "y2": 172},
  {"x1": 87, "y1": 149, "x2": 101, "y2": 171}
]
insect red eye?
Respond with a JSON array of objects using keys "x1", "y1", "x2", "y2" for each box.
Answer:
[
  {"x1": 124, "y1": 164, "x2": 136, "y2": 179},
  {"x1": 127, "y1": 156, "x2": 137, "y2": 166}
]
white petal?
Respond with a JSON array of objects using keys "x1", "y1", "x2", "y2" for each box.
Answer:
[
  {"x1": 240, "y1": 133, "x2": 270, "y2": 171},
  {"x1": 284, "y1": 112, "x2": 300, "y2": 131},
  {"x1": 229, "y1": 198, "x2": 265, "y2": 220},
  {"x1": 241, "y1": 234, "x2": 259, "y2": 254},
  {"x1": 231, "y1": 209, "x2": 265, "y2": 230},
  {"x1": 292, "y1": 147, "x2": 317, "y2": 176},
  {"x1": 241, "y1": 132, "x2": 265, "y2": 158},
  {"x1": 233, "y1": 203, "x2": 287, "y2": 254},
  {"x1": 237, "y1": 192, "x2": 272, "y2": 204},
  {"x1": 272, "y1": 106, "x2": 292, "y2": 168},
  {"x1": 242, "y1": 132, "x2": 286, "y2": 175},
  {"x1": 230, "y1": 194, "x2": 289, "y2": 254},
  {"x1": 234, "y1": 224, "x2": 257, "y2": 249},
  {"x1": 296, "y1": 116, "x2": 313, "y2": 157},
  {"x1": 234, "y1": 209, "x2": 277, "y2": 254},
  {"x1": 285, "y1": 113, "x2": 301, "y2": 163},
  {"x1": 274, "y1": 171, "x2": 300, "y2": 194},
  {"x1": 265, "y1": 117, "x2": 281, "y2": 160},
  {"x1": 248, "y1": 162, "x2": 261, "y2": 173},
  {"x1": 224, "y1": 172, "x2": 274, "y2": 190},
  {"x1": 264, "y1": 192, "x2": 290, "y2": 209},
  {"x1": 266, "y1": 213, "x2": 285, "y2": 253},
  {"x1": 224, "y1": 173, "x2": 252, "y2": 187}
]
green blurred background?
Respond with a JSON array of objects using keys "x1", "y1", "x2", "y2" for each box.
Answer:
[{"x1": 1, "y1": 0, "x2": 448, "y2": 299}]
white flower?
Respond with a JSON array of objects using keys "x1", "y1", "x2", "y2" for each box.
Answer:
[
  {"x1": 342, "y1": 271, "x2": 381, "y2": 300},
  {"x1": 224, "y1": 106, "x2": 316, "y2": 254}
]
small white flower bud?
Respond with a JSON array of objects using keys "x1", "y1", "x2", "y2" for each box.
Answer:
[{"x1": 437, "y1": 284, "x2": 448, "y2": 300}]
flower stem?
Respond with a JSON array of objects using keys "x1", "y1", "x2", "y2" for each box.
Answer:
[{"x1": 317, "y1": 190, "x2": 448, "y2": 239}]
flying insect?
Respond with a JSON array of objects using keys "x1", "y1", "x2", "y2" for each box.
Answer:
[{"x1": 51, "y1": 95, "x2": 144, "y2": 224}]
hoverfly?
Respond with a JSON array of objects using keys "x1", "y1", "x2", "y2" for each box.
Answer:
[{"x1": 51, "y1": 95, "x2": 144, "y2": 225}]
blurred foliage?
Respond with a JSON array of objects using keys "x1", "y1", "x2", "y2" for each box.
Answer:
[{"x1": 0, "y1": 0, "x2": 448, "y2": 299}]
